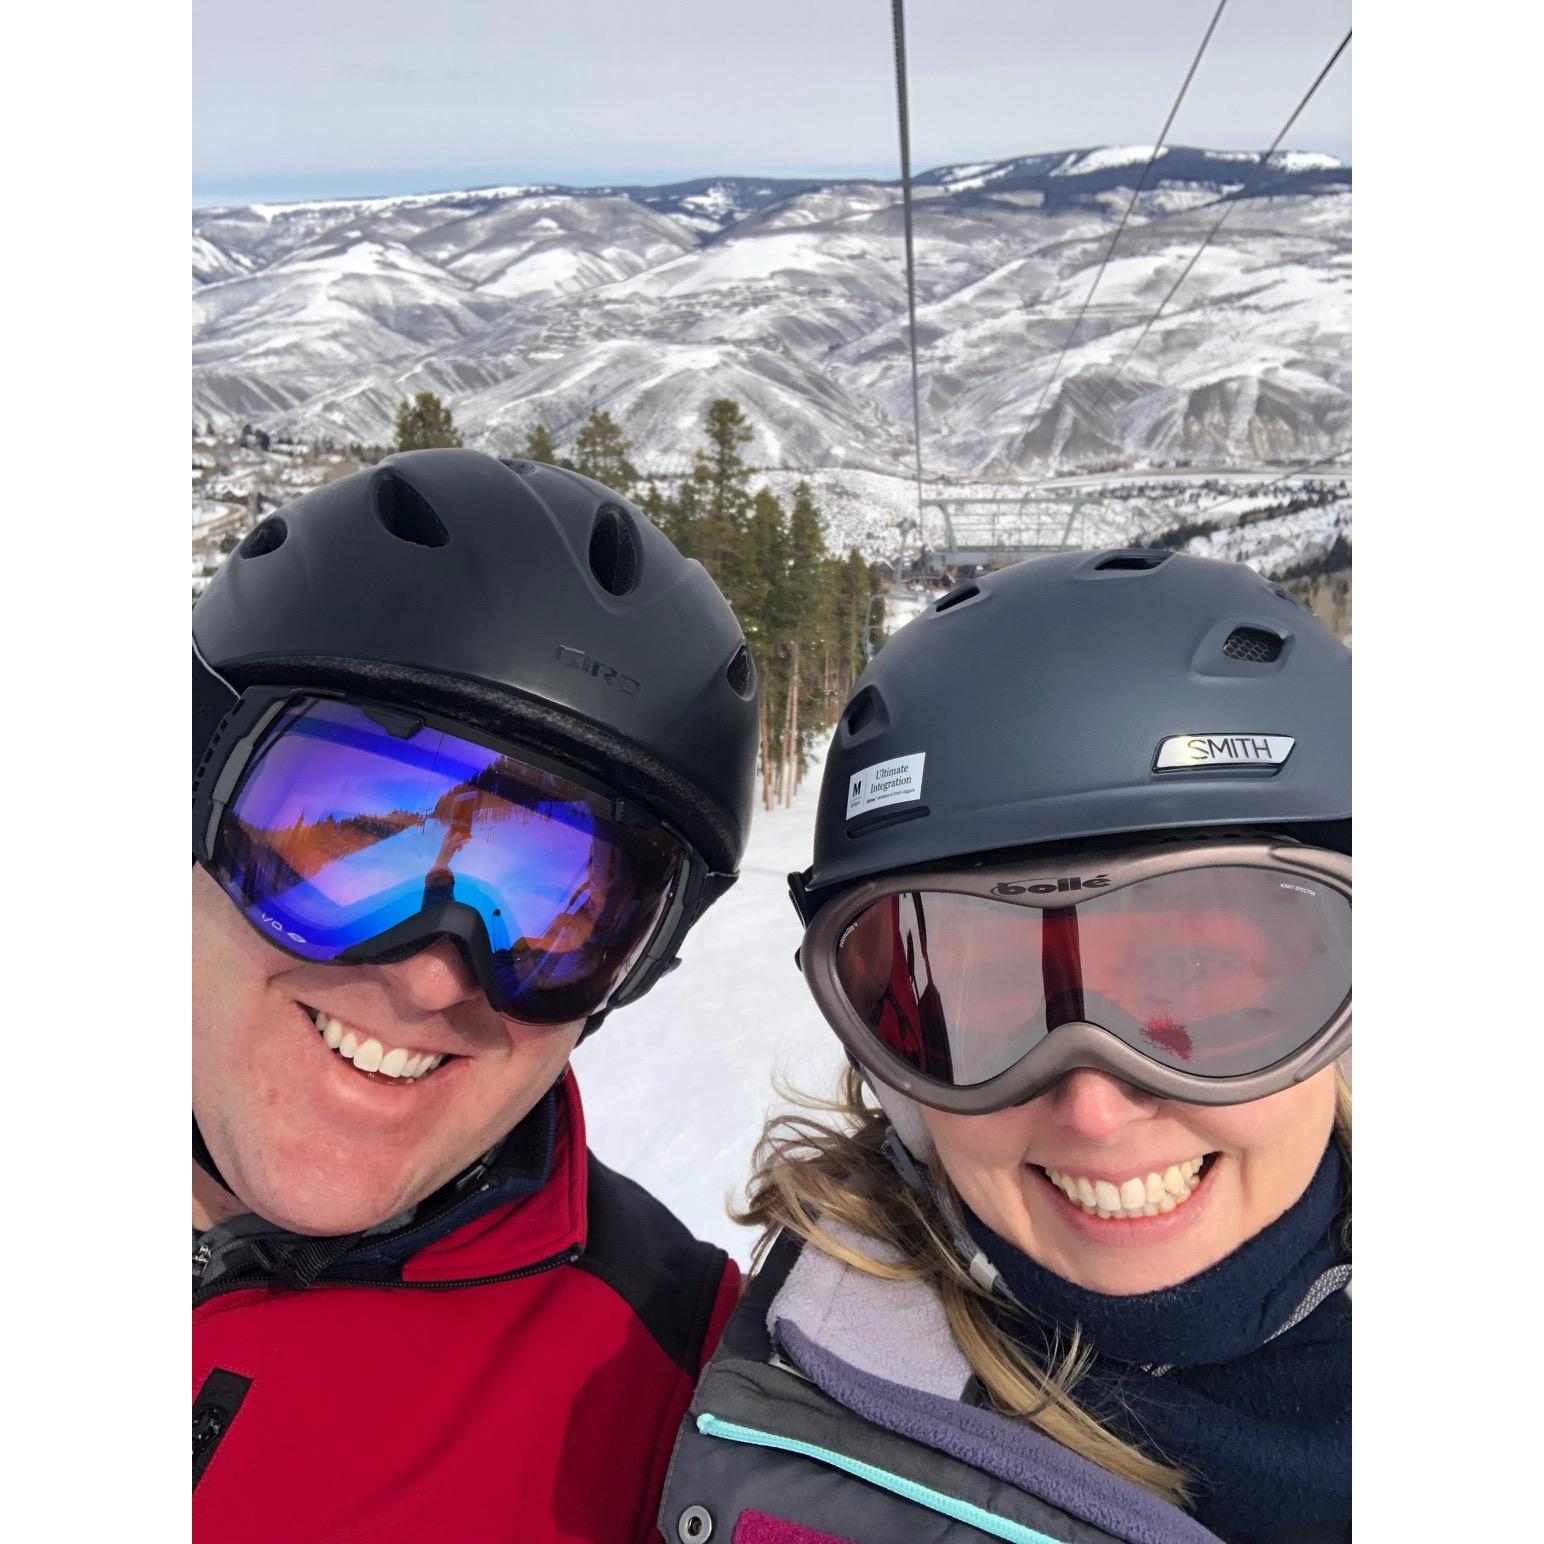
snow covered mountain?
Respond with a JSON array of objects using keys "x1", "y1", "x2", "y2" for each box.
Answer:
[{"x1": 192, "y1": 148, "x2": 1349, "y2": 478}]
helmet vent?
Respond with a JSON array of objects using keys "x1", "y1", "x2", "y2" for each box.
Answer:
[
  {"x1": 725, "y1": 643, "x2": 755, "y2": 699},
  {"x1": 588, "y1": 504, "x2": 641, "y2": 596},
  {"x1": 238, "y1": 517, "x2": 287, "y2": 558},
  {"x1": 373, "y1": 472, "x2": 449, "y2": 549},
  {"x1": 1094, "y1": 550, "x2": 1170, "y2": 572},
  {"x1": 1222, "y1": 626, "x2": 1284, "y2": 663},
  {"x1": 934, "y1": 583, "x2": 980, "y2": 614},
  {"x1": 841, "y1": 685, "x2": 889, "y2": 742}
]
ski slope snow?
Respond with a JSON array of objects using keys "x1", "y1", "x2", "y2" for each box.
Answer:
[{"x1": 572, "y1": 754, "x2": 845, "y2": 1265}]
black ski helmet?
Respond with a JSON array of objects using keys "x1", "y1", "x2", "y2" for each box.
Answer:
[
  {"x1": 797, "y1": 548, "x2": 1349, "y2": 910},
  {"x1": 194, "y1": 448, "x2": 759, "y2": 963}
]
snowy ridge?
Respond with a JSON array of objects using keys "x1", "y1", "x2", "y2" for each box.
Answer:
[
  {"x1": 1052, "y1": 145, "x2": 1167, "y2": 176},
  {"x1": 193, "y1": 147, "x2": 1350, "y2": 478}
]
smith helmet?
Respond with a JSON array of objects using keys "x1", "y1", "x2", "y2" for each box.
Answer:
[
  {"x1": 789, "y1": 548, "x2": 1350, "y2": 1160},
  {"x1": 796, "y1": 547, "x2": 1349, "y2": 910}
]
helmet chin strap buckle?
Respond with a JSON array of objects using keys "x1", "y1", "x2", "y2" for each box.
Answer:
[{"x1": 881, "y1": 1125, "x2": 930, "y2": 1195}]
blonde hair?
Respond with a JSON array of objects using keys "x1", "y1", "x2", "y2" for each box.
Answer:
[{"x1": 736, "y1": 1062, "x2": 1352, "y2": 1509}]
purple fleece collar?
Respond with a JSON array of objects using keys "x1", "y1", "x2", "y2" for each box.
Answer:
[{"x1": 773, "y1": 1316, "x2": 1224, "y2": 1544}]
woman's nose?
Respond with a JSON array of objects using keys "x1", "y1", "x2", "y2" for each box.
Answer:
[
  {"x1": 1042, "y1": 1067, "x2": 1160, "y2": 1142},
  {"x1": 373, "y1": 936, "x2": 487, "y2": 1014}
]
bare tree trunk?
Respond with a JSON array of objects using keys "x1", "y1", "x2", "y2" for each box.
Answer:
[
  {"x1": 759, "y1": 684, "x2": 772, "y2": 812},
  {"x1": 772, "y1": 652, "x2": 786, "y2": 805},
  {"x1": 783, "y1": 641, "x2": 800, "y2": 808}
]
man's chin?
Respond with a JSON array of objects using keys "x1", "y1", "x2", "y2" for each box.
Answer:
[{"x1": 225, "y1": 1163, "x2": 434, "y2": 1238}]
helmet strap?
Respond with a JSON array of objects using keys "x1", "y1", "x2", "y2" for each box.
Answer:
[
  {"x1": 192, "y1": 1112, "x2": 235, "y2": 1196},
  {"x1": 862, "y1": 1070, "x2": 1009, "y2": 1299}
]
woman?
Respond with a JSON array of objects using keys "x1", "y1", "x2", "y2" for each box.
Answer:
[{"x1": 662, "y1": 549, "x2": 1351, "y2": 1544}]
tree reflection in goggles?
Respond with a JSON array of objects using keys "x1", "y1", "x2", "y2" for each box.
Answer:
[
  {"x1": 835, "y1": 868, "x2": 1351, "y2": 1086},
  {"x1": 208, "y1": 697, "x2": 684, "y2": 1018}
]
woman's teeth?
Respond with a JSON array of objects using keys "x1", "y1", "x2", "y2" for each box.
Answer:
[
  {"x1": 313, "y1": 1010, "x2": 445, "y2": 1082},
  {"x1": 1042, "y1": 1157, "x2": 1208, "y2": 1219}
]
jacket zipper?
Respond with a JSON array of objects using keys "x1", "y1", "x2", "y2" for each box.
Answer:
[
  {"x1": 193, "y1": 1369, "x2": 253, "y2": 1490},
  {"x1": 192, "y1": 1243, "x2": 581, "y2": 1309},
  {"x1": 193, "y1": 1248, "x2": 579, "y2": 1491}
]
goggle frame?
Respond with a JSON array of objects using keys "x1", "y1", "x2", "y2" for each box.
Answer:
[
  {"x1": 796, "y1": 836, "x2": 1351, "y2": 1111},
  {"x1": 192, "y1": 683, "x2": 719, "y2": 1023}
]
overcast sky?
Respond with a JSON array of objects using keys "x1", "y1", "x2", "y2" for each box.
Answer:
[{"x1": 193, "y1": 0, "x2": 1350, "y2": 206}]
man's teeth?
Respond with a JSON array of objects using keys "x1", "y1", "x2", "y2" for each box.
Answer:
[
  {"x1": 314, "y1": 1011, "x2": 444, "y2": 1081},
  {"x1": 1043, "y1": 1157, "x2": 1208, "y2": 1219}
]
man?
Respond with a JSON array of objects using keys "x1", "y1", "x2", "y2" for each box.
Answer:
[{"x1": 192, "y1": 449, "x2": 759, "y2": 1542}]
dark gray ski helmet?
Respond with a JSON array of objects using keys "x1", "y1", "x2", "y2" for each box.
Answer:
[
  {"x1": 193, "y1": 447, "x2": 759, "y2": 889},
  {"x1": 799, "y1": 548, "x2": 1349, "y2": 906}
]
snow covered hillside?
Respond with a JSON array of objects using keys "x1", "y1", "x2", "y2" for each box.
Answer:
[
  {"x1": 193, "y1": 148, "x2": 1350, "y2": 478},
  {"x1": 572, "y1": 757, "x2": 844, "y2": 1264}
]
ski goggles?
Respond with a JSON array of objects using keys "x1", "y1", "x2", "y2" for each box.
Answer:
[
  {"x1": 794, "y1": 839, "x2": 1351, "y2": 1110},
  {"x1": 193, "y1": 689, "x2": 702, "y2": 1023}
]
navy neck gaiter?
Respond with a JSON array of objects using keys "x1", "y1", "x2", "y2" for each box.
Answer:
[{"x1": 966, "y1": 1141, "x2": 1351, "y2": 1544}]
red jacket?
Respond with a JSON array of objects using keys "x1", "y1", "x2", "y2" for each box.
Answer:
[{"x1": 193, "y1": 1073, "x2": 739, "y2": 1542}]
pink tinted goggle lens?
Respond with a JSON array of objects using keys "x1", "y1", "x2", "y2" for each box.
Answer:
[{"x1": 834, "y1": 866, "x2": 1351, "y2": 1087}]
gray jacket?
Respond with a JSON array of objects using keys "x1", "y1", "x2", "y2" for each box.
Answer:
[{"x1": 660, "y1": 1224, "x2": 1224, "y2": 1544}]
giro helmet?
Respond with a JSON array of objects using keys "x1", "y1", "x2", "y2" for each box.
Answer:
[{"x1": 194, "y1": 449, "x2": 759, "y2": 1029}]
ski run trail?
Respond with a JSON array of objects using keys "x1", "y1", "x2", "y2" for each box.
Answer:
[{"x1": 574, "y1": 753, "x2": 843, "y2": 1265}]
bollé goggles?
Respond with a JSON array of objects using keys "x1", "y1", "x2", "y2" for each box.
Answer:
[
  {"x1": 794, "y1": 839, "x2": 1351, "y2": 1110},
  {"x1": 194, "y1": 689, "x2": 705, "y2": 1023}
]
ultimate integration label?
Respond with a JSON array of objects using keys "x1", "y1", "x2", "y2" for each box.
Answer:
[{"x1": 847, "y1": 752, "x2": 926, "y2": 817}]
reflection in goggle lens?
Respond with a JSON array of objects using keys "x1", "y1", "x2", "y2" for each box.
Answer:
[{"x1": 835, "y1": 869, "x2": 1350, "y2": 1086}]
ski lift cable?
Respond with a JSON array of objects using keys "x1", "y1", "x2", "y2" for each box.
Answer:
[
  {"x1": 890, "y1": 0, "x2": 927, "y2": 531},
  {"x1": 1024, "y1": 0, "x2": 1229, "y2": 441},
  {"x1": 1088, "y1": 29, "x2": 1352, "y2": 421}
]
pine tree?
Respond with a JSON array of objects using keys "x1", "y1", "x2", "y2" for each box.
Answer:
[
  {"x1": 785, "y1": 482, "x2": 825, "y2": 639},
  {"x1": 393, "y1": 392, "x2": 463, "y2": 452},
  {"x1": 742, "y1": 487, "x2": 790, "y2": 808},
  {"x1": 742, "y1": 487, "x2": 789, "y2": 656},
  {"x1": 778, "y1": 483, "x2": 838, "y2": 799},
  {"x1": 636, "y1": 480, "x2": 672, "y2": 535},
  {"x1": 522, "y1": 423, "x2": 558, "y2": 464},
  {"x1": 572, "y1": 407, "x2": 639, "y2": 496},
  {"x1": 646, "y1": 475, "x2": 704, "y2": 560},
  {"x1": 694, "y1": 400, "x2": 755, "y2": 522},
  {"x1": 689, "y1": 398, "x2": 755, "y2": 603},
  {"x1": 840, "y1": 547, "x2": 875, "y2": 689}
]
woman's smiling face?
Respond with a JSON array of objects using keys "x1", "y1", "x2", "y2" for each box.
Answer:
[{"x1": 921, "y1": 1065, "x2": 1338, "y2": 1295}]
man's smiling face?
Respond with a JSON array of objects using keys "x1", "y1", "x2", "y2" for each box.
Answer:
[{"x1": 192, "y1": 865, "x2": 585, "y2": 1235}]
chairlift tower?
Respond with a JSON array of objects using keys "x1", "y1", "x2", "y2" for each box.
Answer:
[{"x1": 918, "y1": 493, "x2": 1100, "y2": 575}]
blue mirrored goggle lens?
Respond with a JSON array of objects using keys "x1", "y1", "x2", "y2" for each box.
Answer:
[{"x1": 208, "y1": 697, "x2": 685, "y2": 1019}]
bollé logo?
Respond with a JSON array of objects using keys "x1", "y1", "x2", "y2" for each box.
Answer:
[{"x1": 991, "y1": 875, "x2": 1110, "y2": 896}]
